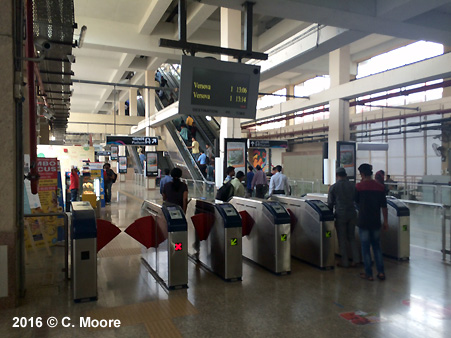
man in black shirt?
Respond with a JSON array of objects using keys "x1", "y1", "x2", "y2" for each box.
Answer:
[{"x1": 355, "y1": 163, "x2": 388, "y2": 281}]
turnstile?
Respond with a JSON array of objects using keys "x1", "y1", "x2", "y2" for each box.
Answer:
[
  {"x1": 229, "y1": 197, "x2": 291, "y2": 274},
  {"x1": 71, "y1": 201, "x2": 97, "y2": 302},
  {"x1": 140, "y1": 201, "x2": 188, "y2": 289},
  {"x1": 305, "y1": 193, "x2": 410, "y2": 260},
  {"x1": 383, "y1": 197, "x2": 410, "y2": 260},
  {"x1": 187, "y1": 199, "x2": 242, "y2": 281},
  {"x1": 271, "y1": 196, "x2": 335, "y2": 269}
]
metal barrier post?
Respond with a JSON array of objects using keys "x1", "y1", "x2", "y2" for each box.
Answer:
[{"x1": 24, "y1": 212, "x2": 69, "y2": 280}]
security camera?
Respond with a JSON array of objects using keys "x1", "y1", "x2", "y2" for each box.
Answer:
[
  {"x1": 67, "y1": 55, "x2": 76, "y2": 63},
  {"x1": 34, "y1": 36, "x2": 52, "y2": 52}
]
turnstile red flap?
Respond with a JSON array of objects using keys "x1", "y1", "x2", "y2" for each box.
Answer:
[
  {"x1": 96, "y1": 219, "x2": 121, "y2": 252},
  {"x1": 239, "y1": 210, "x2": 254, "y2": 237},
  {"x1": 287, "y1": 208, "x2": 297, "y2": 233},
  {"x1": 125, "y1": 216, "x2": 166, "y2": 249},
  {"x1": 191, "y1": 213, "x2": 214, "y2": 241}
]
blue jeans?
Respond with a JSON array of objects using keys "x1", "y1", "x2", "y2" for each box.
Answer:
[
  {"x1": 359, "y1": 228, "x2": 384, "y2": 277},
  {"x1": 104, "y1": 181, "x2": 112, "y2": 203},
  {"x1": 70, "y1": 189, "x2": 78, "y2": 202}
]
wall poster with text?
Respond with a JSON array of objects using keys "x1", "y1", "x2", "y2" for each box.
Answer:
[
  {"x1": 146, "y1": 152, "x2": 158, "y2": 177},
  {"x1": 111, "y1": 145, "x2": 118, "y2": 160},
  {"x1": 224, "y1": 138, "x2": 247, "y2": 180},
  {"x1": 118, "y1": 156, "x2": 127, "y2": 174}
]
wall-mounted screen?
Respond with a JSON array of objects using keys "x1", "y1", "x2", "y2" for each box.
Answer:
[{"x1": 179, "y1": 56, "x2": 260, "y2": 119}]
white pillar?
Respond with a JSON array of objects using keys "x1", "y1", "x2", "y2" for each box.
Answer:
[
  {"x1": 286, "y1": 84, "x2": 295, "y2": 126},
  {"x1": 327, "y1": 46, "x2": 351, "y2": 184},
  {"x1": 129, "y1": 88, "x2": 138, "y2": 116},
  {"x1": 218, "y1": 7, "x2": 242, "y2": 185},
  {"x1": 118, "y1": 101, "x2": 126, "y2": 116}
]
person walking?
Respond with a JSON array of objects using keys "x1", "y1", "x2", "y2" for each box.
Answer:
[
  {"x1": 197, "y1": 150, "x2": 207, "y2": 177},
  {"x1": 355, "y1": 163, "x2": 389, "y2": 281},
  {"x1": 246, "y1": 166, "x2": 254, "y2": 197},
  {"x1": 180, "y1": 125, "x2": 189, "y2": 144},
  {"x1": 205, "y1": 143, "x2": 213, "y2": 163},
  {"x1": 230, "y1": 171, "x2": 246, "y2": 197},
  {"x1": 69, "y1": 166, "x2": 79, "y2": 202},
  {"x1": 327, "y1": 167, "x2": 360, "y2": 268},
  {"x1": 224, "y1": 166, "x2": 235, "y2": 183},
  {"x1": 159, "y1": 168, "x2": 173, "y2": 195},
  {"x1": 103, "y1": 163, "x2": 117, "y2": 205},
  {"x1": 251, "y1": 165, "x2": 267, "y2": 198},
  {"x1": 162, "y1": 168, "x2": 188, "y2": 213},
  {"x1": 139, "y1": 149, "x2": 146, "y2": 169},
  {"x1": 268, "y1": 165, "x2": 290, "y2": 196}
]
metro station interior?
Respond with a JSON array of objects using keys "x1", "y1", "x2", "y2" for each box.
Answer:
[{"x1": 1, "y1": 0, "x2": 451, "y2": 337}]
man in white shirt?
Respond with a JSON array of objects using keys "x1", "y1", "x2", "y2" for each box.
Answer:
[{"x1": 269, "y1": 165, "x2": 290, "y2": 196}]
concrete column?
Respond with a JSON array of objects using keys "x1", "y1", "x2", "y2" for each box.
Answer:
[
  {"x1": 145, "y1": 70, "x2": 157, "y2": 189},
  {"x1": 118, "y1": 101, "x2": 126, "y2": 116},
  {"x1": 39, "y1": 117, "x2": 49, "y2": 145},
  {"x1": 327, "y1": 47, "x2": 351, "y2": 184},
  {"x1": 218, "y1": 7, "x2": 242, "y2": 184},
  {"x1": 286, "y1": 84, "x2": 295, "y2": 126},
  {"x1": 129, "y1": 88, "x2": 138, "y2": 116},
  {"x1": 0, "y1": 0, "x2": 18, "y2": 309}
]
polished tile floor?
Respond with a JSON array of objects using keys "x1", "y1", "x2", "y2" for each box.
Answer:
[{"x1": 1, "y1": 181, "x2": 450, "y2": 337}]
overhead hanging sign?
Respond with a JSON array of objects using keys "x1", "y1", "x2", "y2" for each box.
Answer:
[
  {"x1": 95, "y1": 151, "x2": 111, "y2": 156},
  {"x1": 248, "y1": 140, "x2": 288, "y2": 149},
  {"x1": 179, "y1": 56, "x2": 260, "y2": 119},
  {"x1": 106, "y1": 136, "x2": 158, "y2": 146}
]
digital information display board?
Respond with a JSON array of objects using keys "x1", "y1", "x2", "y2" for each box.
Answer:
[{"x1": 179, "y1": 56, "x2": 260, "y2": 119}]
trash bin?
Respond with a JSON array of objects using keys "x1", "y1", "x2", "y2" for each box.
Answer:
[{"x1": 71, "y1": 201, "x2": 97, "y2": 302}]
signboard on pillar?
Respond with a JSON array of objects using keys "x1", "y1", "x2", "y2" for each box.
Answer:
[
  {"x1": 146, "y1": 152, "x2": 158, "y2": 177},
  {"x1": 248, "y1": 140, "x2": 288, "y2": 149},
  {"x1": 111, "y1": 146, "x2": 118, "y2": 161},
  {"x1": 106, "y1": 135, "x2": 158, "y2": 146},
  {"x1": 336, "y1": 141, "x2": 356, "y2": 181},
  {"x1": 118, "y1": 156, "x2": 127, "y2": 174},
  {"x1": 224, "y1": 138, "x2": 247, "y2": 181}
]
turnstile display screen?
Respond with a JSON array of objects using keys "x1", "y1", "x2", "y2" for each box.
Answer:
[
  {"x1": 167, "y1": 206, "x2": 183, "y2": 220},
  {"x1": 311, "y1": 201, "x2": 330, "y2": 212},
  {"x1": 267, "y1": 202, "x2": 287, "y2": 214},
  {"x1": 221, "y1": 205, "x2": 238, "y2": 217}
]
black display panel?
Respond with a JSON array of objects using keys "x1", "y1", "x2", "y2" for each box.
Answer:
[{"x1": 179, "y1": 56, "x2": 260, "y2": 119}]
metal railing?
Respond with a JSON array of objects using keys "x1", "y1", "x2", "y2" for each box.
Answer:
[
  {"x1": 181, "y1": 178, "x2": 216, "y2": 201},
  {"x1": 398, "y1": 200, "x2": 450, "y2": 261},
  {"x1": 24, "y1": 212, "x2": 69, "y2": 280}
]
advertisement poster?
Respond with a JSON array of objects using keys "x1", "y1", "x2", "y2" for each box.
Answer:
[
  {"x1": 118, "y1": 156, "x2": 127, "y2": 173},
  {"x1": 88, "y1": 162, "x2": 105, "y2": 207},
  {"x1": 250, "y1": 148, "x2": 268, "y2": 171},
  {"x1": 337, "y1": 142, "x2": 356, "y2": 180},
  {"x1": 146, "y1": 152, "x2": 158, "y2": 177},
  {"x1": 24, "y1": 158, "x2": 63, "y2": 250},
  {"x1": 224, "y1": 138, "x2": 247, "y2": 179},
  {"x1": 111, "y1": 145, "x2": 118, "y2": 161}
]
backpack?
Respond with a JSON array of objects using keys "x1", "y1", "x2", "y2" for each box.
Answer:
[
  {"x1": 110, "y1": 170, "x2": 117, "y2": 183},
  {"x1": 215, "y1": 182, "x2": 234, "y2": 202}
]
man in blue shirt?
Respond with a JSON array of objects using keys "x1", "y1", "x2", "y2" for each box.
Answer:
[
  {"x1": 246, "y1": 166, "x2": 254, "y2": 197},
  {"x1": 139, "y1": 149, "x2": 146, "y2": 169},
  {"x1": 269, "y1": 165, "x2": 290, "y2": 196},
  {"x1": 159, "y1": 168, "x2": 173, "y2": 194},
  {"x1": 197, "y1": 150, "x2": 207, "y2": 177}
]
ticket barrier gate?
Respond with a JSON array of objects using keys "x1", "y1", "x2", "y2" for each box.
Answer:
[
  {"x1": 383, "y1": 197, "x2": 410, "y2": 260},
  {"x1": 187, "y1": 199, "x2": 243, "y2": 281},
  {"x1": 140, "y1": 201, "x2": 188, "y2": 289},
  {"x1": 71, "y1": 201, "x2": 97, "y2": 302},
  {"x1": 228, "y1": 197, "x2": 291, "y2": 274},
  {"x1": 304, "y1": 193, "x2": 410, "y2": 260},
  {"x1": 270, "y1": 196, "x2": 335, "y2": 269}
]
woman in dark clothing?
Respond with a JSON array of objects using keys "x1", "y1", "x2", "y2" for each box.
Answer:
[{"x1": 162, "y1": 168, "x2": 188, "y2": 213}]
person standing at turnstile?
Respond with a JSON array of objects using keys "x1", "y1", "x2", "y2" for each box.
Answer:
[
  {"x1": 356, "y1": 163, "x2": 388, "y2": 281},
  {"x1": 269, "y1": 165, "x2": 290, "y2": 196},
  {"x1": 327, "y1": 167, "x2": 360, "y2": 268},
  {"x1": 162, "y1": 168, "x2": 188, "y2": 213}
]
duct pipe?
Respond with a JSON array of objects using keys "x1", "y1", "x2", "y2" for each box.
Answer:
[{"x1": 26, "y1": 0, "x2": 39, "y2": 194}]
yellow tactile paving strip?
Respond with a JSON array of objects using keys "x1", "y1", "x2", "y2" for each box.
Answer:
[{"x1": 86, "y1": 297, "x2": 198, "y2": 337}]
